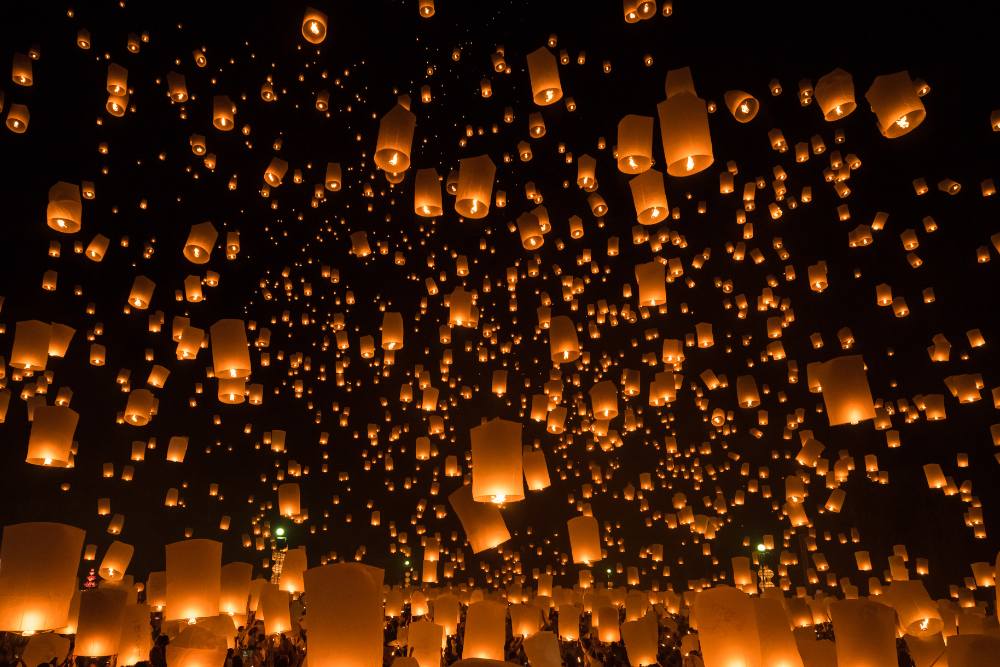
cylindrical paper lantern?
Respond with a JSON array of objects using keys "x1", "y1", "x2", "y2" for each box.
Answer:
[
  {"x1": 26, "y1": 406, "x2": 78, "y2": 467},
  {"x1": 165, "y1": 539, "x2": 222, "y2": 622},
  {"x1": 302, "y1": 563, "x2": 384, "y2": 667},
  {"x1": 471, "y1": 418, "x2": 524, "y2": 503}
]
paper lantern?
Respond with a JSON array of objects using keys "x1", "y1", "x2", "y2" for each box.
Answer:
[
  {"x1": 212, "y1": 95, "x2": 235, "y2": 130},
  {"x1": 814, "y1": 68, "x2": 856, "y2": 120},
  {"x1": 6, "y1": 104, "x2": 29, "y2": 133},
  {"x1": 408, "y1": 619, "x2": 445, "y2": 667},
  {"x1": 0, "y1": 522, "x2": 84, "y2": 633},
  {"x1": 414, "y1": 168, "x2": 442, "y2": 217},
  {"x1": 26, "y1": 405, "x2": 77, "y2": 467},
  {"x1": 303, "y1": 563, "x2": 384, "y2": 667},
  {"x1": 522, "y1": 448, "x2": 551, "y2": 491},
  {"x1": 258, "y1": 583, "x2": 290, "y2": 634},
  {"x1": 629, "y1": 169, "x2": 668, "y2": 224},
  {"x1": 279, "y1": 547, "x2": 307, "y2": 594},
  {"x1": 589, "y1": 381, "x2": 618, "y2": 420},
  {"x1": 455, "y1": 155, "x2": 495, "y2": 219},
  {"x1": 374, "y1": 104, "x2": 416, "y2": 173},
  {"x1": 621, "y1": 611, "x2": 659, "y2": 666},
  {"x1": 865, "y1": 71, "x2": 926, "y2": 138},
  {"x1": 99, "y1": 541, "x2": 134, "y2": 582},
  {"x1": 463, "y1": 600, "x2": 506, "y2": 660},
  {"x1": 549, "y1": 315, "x2": 580, "y2": 362},
  {"x1": 517, "y1": 212, "x2": 544, "y2": 250},
  {"x1": 471, "y1": 418, "x2": 523, "y2": 503},
  {"x1": 301, "y1": 7, "x2": 328, "y2": 44},
  {"x1": 692, "y1": 586, "x2": 762, "y2": 667},
  {"x1": 657, "y1": 92, "x2": 714, "y2": 176},
  {"x1": 634, "y1": 261, "x2": 666, "y2": 307},
  {"x1": 884, "y1": 580, "x2": 943, "y2": 637},
  {"x1": 418, "y1": 0, "x2": 435, "y2": 17},
  {"x1": 210, "y1": 319, "x2": 251, "y2": 379},
  {"x1": 381, "y1": 311, "x2": 404, "y2": 350},
  {"x1": 118, "y1": 603, "x2": 153, "y2": 666},
  {"x1": 828, "y1": 599, "x2": 897, "y2": 666},
  {"x1": 448, "y1": 484, "x2": 510, "y2": 553},
  {"x1": 75, "y1": 588, "x2": 128, "y2": 657},
  {"x1": 124, "y1": 389, "x2": 155, "y2": 425},
  {"x1": 526, "y1": 47, "x2": 562, "y2": 106},
  {"x1": 46, "y1": 182, "x2": 82, "y2": 233},
  {"x1": 324, "y1": 162, "x2": 342, "y2": 191},
  {"x1": 10, "y1": 320, "x2": 51, "y2": 370},
  {"x1": 567, "y1": 515, "x2": 601, "y2": 564},
  {"x1": 278, "y1": 483, "x2": 301, "y2": 517},
  {"x1": 183, "y1": 222, "x2": 218, "y2": 264},
  {"x1": 219, "y1": 562, "x2": 252, "y2": 617},
  {"x1": 617, "y1": 114, "x2": 654, "y2": 173},
  {"x1": 165, "y1": 539, "x2": 222, "y2": 622},
  {"x1": 817, "y1": 355, "x2": 876, "y2": 426},
  {"x1": 724, "y1": 90, "x2": 759, "y2": 123},
  {"x1": 167, "y1": 626, "x2": 228, "y2": 667},
  {"x1": 754, "y1": 597, "x2": 804, "y2": 667}
]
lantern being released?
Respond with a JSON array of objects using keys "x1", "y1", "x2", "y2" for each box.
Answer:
[
  {"x1": 302, "y1": 563, "x2": 384, "y2": 667},
  {"x1": 165, "y1": 539, "x2": 222, "y2": 622}
]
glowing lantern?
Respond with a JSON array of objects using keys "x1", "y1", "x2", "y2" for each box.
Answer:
[
  {"x1": 414, "y1": 168, "x2": 442, "y2": 217},
  {"x1": 471, "y1": 418, "x2": 524, "y2": 503},
  {"x1": 165, "y1": 539, "x2": 222, "y2": 622},
  {"x1": 692, "y1": 586, "x2": 762, "y2": 667},
  {"x1": 0, "y1": 522, "x2": 84, "y2": 633},
  {"x1": 219, "y1": 562, "x2": 252, "y2": 617},
  {"x1": 26, "y1": 406, "x2": 77, "y2": 467},
  {"x1": 629, "y1": 169, "x2": 668, "y2": 224},
  {"x1": 183, "y1": 222, "x2": 218, "y2": 264},
  {"x1": 567, "y1": 515, "x2": 601, "y2": 564},
  {"x1": 98, "y1": 541, "x2": 134, "y2": 582},
  {"x1": 815, "y1": 68, "x2": 856, "y2": 120},
  {"x1": 455, "y1": 155, "x2": 495, "y2": 219},
  {"x1": 817, "y1": 355, "x2": 876, "y2": 426},
  {"x1": 75, "y1": 588, "x2": 128, "y2": 657},
  {"x1": 448, "y1": 484, "x2": 510, "y2": 553},
  {"x1": 865, "y1": 71, "x2": 926, "y2": 138},
  {"x1": 301, "y1": 8, "x2": 328, "y2": 44},
  {"x1": 374, "y1": 104, "x2": 416, "y2": 173},
  {"x1": 463, "y1": 600, "x2": 507, "y2": 660},
  {"x1": 657, "y1": 91, "x2": 714, "y2": 176},
  {"x1": 828, "y1": 599, "x2": 897, "y2": 666},
  {"x1": 300, "y1": 564, "x2": 384, "y2": 667},
  {"x1": 10, "y1": 320, "x2": 51, "y2": 370},
  {"x1": 278, "y1": 483, "x2": 301, "y2": 517},
  {"x1": 526, "y1": 47, "x2": 562, "y2": 106},
  {"x1": 46, "y1": 182, "x2": 82, "y2": 233},
  {"x1": 381, "y1": 311, "x2": 404, "y2": 350},
  {"x1": 258, "y1": 583, "x2": 290, "y2": 634},
  {"x1": 724, "y1": 90, "x2": 759, "y2": 123},
  {"x1": 210, "y1": 320, "x2": 251, "y2": 379},
  {"x1": 617, "y1": 114, "x2": 654, "y2": 173},
  {"x1": 522, "y1": 448, "x2": 551, "y2": 491},
  {"x1": 549, "y1": 315, "x2": 580, "y2": 363}
]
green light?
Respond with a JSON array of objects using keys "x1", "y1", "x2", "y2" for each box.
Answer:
[
  {"x1": 404, "y1": 560, "x2": 410, "y2": 567},
  {"x1": 275, "y1": 527, "x2": 285, "y2": 537},
  {"x1": 756, "y1": 543, "x2": 766, "y2": 552}
]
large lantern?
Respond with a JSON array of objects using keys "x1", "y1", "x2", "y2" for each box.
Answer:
[
  {"x1": 302, "y1": 564, "x2": 384, "y2": 667},
  {"x1": 629, "y1": 169, "x2": 668, "y2": 225},
  {"x1": 374, "y1": 104, "x2": 416, "y2": 173},
  {"x1": 165, "y1": 539, "x2": 222, "y2": 622},
  {"x1": 26, "y1": 405, "x2": 77, "y2": 467},
  {"x1": 75, "y1": 588, "x2": 128, "y2": 657},
  {"x1": 46, "y1": 182, "x2": 82, "y2": 233},
  {"x1": 301, "y1": 7, "x2": 328, "y2": 44},
  {"x1": 817, "y1": 355, "x2": 876, "y2": 426},
  {"x1": 567, "y1": 515, "x2": 601, "y2": 564},
  {"x1": 865, "y1": 71, "x2": 926, "y2": 138},
  {"x1": 526, "y1": 47, "x2": 562, "y2": 106},
  {"x1": 455, "y1": 155, "x2": 496, "y2": 219},
  {"x1": 414, "y1": 168, "x2": 442, "y2": 217},
  {"x1": 471, "y1": 418, "x2": 524, "y2": 503},
  {"x1": 463, "y1": 600, "x2": 507, "y2": 660},
  {"x1": 0, "y1": 522, "x2": 84, "y2": 633},
  {"x1": 692, "y1": 586, "x2": 762, "y2": 667},
  {"x1": 210, "y1": 319, "x2": 251, "y2": 379},
  {"x1": 183, "y1": 222, "x2": 218, "y2": 264},
  {"x1": 814, "y1": 68, "x2": 856, "y2": 120},
  {"x1": 657, "y1": 92, "x2": 714, "y2": 176},
  {"x1": 617, "y1": 114, "x2": 654, "y2": 173},
  {"x1": 448, "y1": 485, "x2": 510, "y2": 553},
  {"x1": 828, "y1": 599, "x2": 897, "y2": 666}
]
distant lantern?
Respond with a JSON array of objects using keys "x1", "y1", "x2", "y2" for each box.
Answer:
[
  {"x1": 183, "y1": 222, "x2": 218, "y2": 264},
  {"x1": 723, "y1": 90, "x2": 759, "y2": 123},
  {"x1": 454, "y1": 155, "x2": 495, "y2": 219},
  {"x1": 324, "y1": 162, "x2": 342, "y2": 191},
  {"x1": 865, "y1": 71, "x2": 926, "y2": 138},
  {"x1": 657, "y1": 92, "x2": 714, "y2": 175},
  {"x1": 374, "y1": 104, "x2": 416, "y2": 173},
  {"x1": 210, "y1": 319, "x2": 251, "y2": 379},
  {"x1": 165, "y1": 539, "x2": 222, "y2": 622},
  {"x1": 526, "y1": 47, "x2": 562, "y2": 106},
  {"x1": 26, "y1": 406, "x2": 78, "y2": 467},
  {"x1": 46, "y1": 182, "x2": 82, "y2": 233},
  {"x1": 302, "y1": 563, "x2": 384, "y2": 667},
  {"x1": 0, "y1": 522, "x2": 85, "y2": 633},
  {"x1": 6, "y1": 104, "x2": 30, "y2": 133},
  {"x1": 629, "y1": 169, "x2": 668, "y2": 224},
  {"x1": 448, "y1": 484, "x2": 510, "y2": 553},
  {"x1": 471, "y1": 418, "x2": 524, "y2": 503},
  {"x1": 817, "y1": 355, "x2": 876, "y2": 426},
  {"x1": 414, "y1": 168, "x2": 442, "y2": 217},
  {"x1": 301, "y1": 8, "x2": 328, "y2": 44},
  {"x1": 815, "y1": 68, "x2": 856, "y2": 120},
  {"x1": 419, "y1": 0, "x2": 435, "y2": 17},
  {"x1": 617, "y1": 114, "x2": 654, "y2": 173},
  {"x1": 567, "y1": 515, "x2": 601, "y2": 564},
  {"x1": 264, "y1": 158, "x2": 288, "y2": 187}
]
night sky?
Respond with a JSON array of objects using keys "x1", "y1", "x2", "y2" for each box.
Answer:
[{"x1": 2, "y1": 0, "x2": 999, "y2": 599}]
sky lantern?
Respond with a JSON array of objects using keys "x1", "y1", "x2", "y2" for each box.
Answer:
[
  {"x1": 374, "y1": 104, "x2": 416, "y2": 173},
  {"x1": 301, "y1": 7, "x2": 328, "y2": 43},
  {"x1": 165, "y1": 539, "x2": 222, "y2": 622},
  {"x1": 526, "y1": 47, "x2": 562, "y2": 106},
  {"x1": 454, "y1": 155, "x2": 495, "y2": 219},
  {"x1": 448, "y1": 485, "x2": 510, "y2": 553},
  {"x1": 471, "y1": 418, "x2": 524, "y2": 504},
  {"x1": 865, "y1": 71, "x2": 926, "y2": 138},
  {"x1": 303, "y1": 564, "x2": 384, "y2": 667},
  {"x1": 814, "y1": 68, "x2": 856, "y2": 120}
]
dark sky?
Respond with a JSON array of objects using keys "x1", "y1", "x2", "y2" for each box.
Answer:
[{"x1": 1, "y1": 0, "x2": 999, "y2": 600}]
